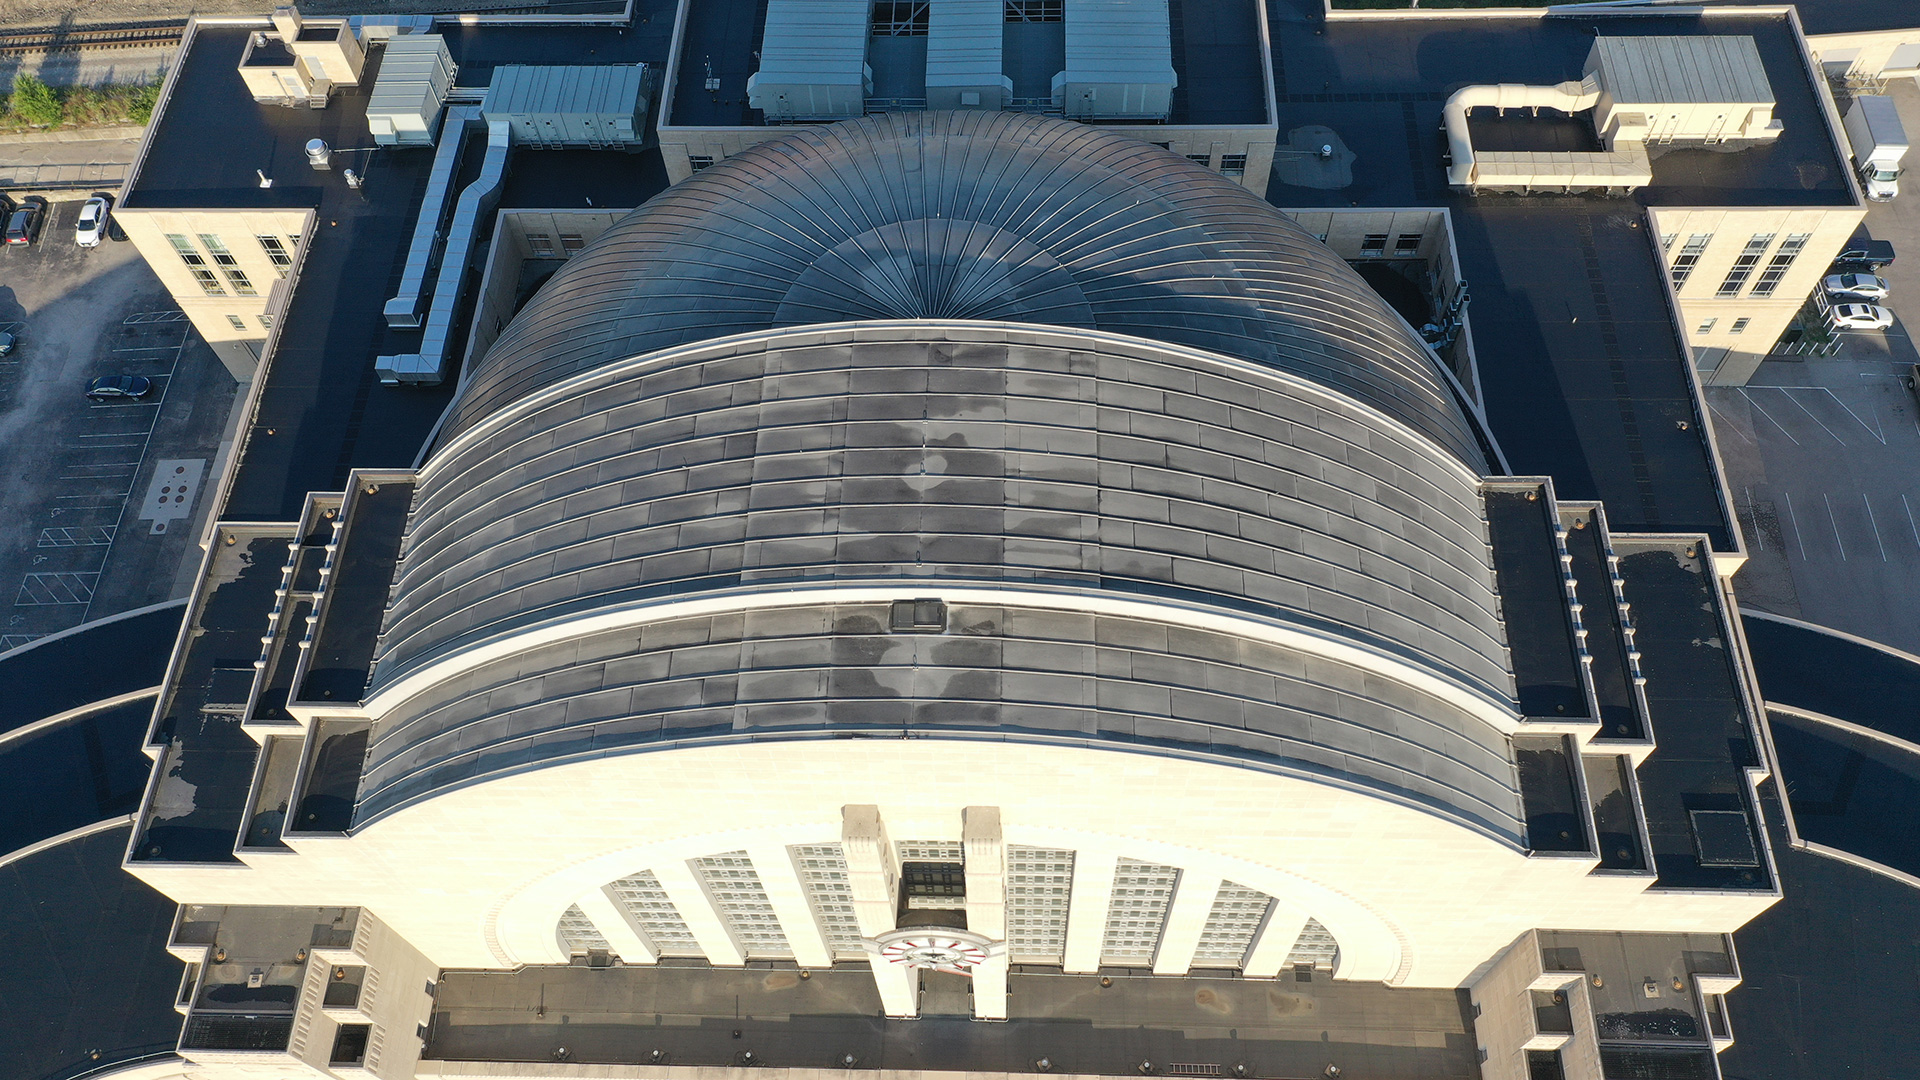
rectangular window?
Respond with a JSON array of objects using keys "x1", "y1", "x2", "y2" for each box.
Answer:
[
  {"x1": 1716, "y1": 233, "x2": 1775, "y2": 297},
  {"x1": 687, "y1": 155, "x2": 715, "y2": 172},
  {"x1": 1394, "y1": 233, "x2": 1423, "y2": 254},
  {"x1": 1101, "y1": 859, "x2": 1180, "y2": 966},
  {"x1": 1284, "y1": 917, "x2": 1339, "y2": 970},
  {"x1": 259, "y1": 314, "x2": 275, "y2": 330},
  {"x1": 556, "y1": 902, "x2": 612, "y2": 956},
  {"x1": 167, "y1": 234, "x2": 225, "y2": 296},
  {"x1": 1749, "y1": 233, "x2": 1809, "y2": 298},
  {"x1": 1219, "y1": 153, "x2": 1248, "y2": 178},
  {"x1": 226, "y1": 314, "x2": 246, "y2": 330},
  {"x1": 198, "y1": 234, "x2": 256, "y2": 295},
  {"x1": 871, "y1": 0, "x2": 929, "y2": 36},
  {"x1": 1360, "y1": 233, "x2": 1388, "y2": 256},
  {"x1": 526, "y1": 232, "x2": 555, "y2": 257},
  {"x1": 1669, "y1": 234, "x2": 1712, "y2": 290},
  {"x1": 1006, "y1": 846, "x2": 1074, "y2": 965},
  {"x1": 1729, "y1": 317, "x2": 1750, "y2": 334},
  {"x1": 792, "y1": 844, "x2": 866, "y2": 960},
  {"x1": 1697, "y1": 318, "x2": 1717, "y2": 334},
  {"x1": 560, "y1": 233, "x2": 585, "y2": 253},
  {"x1": 1186, "y1": 154, "x2": 1212, "y2": 166},
  {"x1": 692, "y1": 852, "x2": 793, "y2": 959},
  {"x1": 257, "y1": 234, "x2": 292, "y2": 270},
  {"x1": 1661, "y1": 233, "x2": 1676, "y2": 252},
  {"x1": 608, "y1": 871, "x2": 702, "y2": 956},
  {"x1": 1191, "y1": 881, "x2": 1275, "y2": 967},
  {"x1": 1004, "y1": 0, "x2": 1062, "y2": 22}
]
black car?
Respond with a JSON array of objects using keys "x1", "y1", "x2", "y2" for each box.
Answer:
[
  {"x1": 4, "y1": 196, "x2": 47, "y2": 246},
  {"x1": 0, "y1": 193, "x2": 15, "y2": 221},
  {"x1": 86, "y1": 375, "x2": 153, "y2": 401},
  {"x1": 1834, "y1": 237, "x2": 1896, "y2": 272},
  {"x1": 0, "y1": 330, "x2": 15, "y2": 357}
]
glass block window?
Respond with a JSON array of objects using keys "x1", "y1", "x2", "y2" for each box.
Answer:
[
  {"x1": 608, "y1": 871, "x2": 701, "y2": 956},
  {"x1": 557, "y1": 903, "x2": 611, "y2": 956},
  {"x1": 1191, "y1": 881, "x2": 1274, "y2": 966},
  {"x1": 1006, "y1": 846, "x2": 1074, "y2": 964},
  {"x1": 1284, "y1": 917, "x2": 1339, "y2": 971},
  {"x1": 693, "y1": 852, "x2": 793, "y2": 958},
  {"x1": 896, "y1": 840, "x2": 963, "y2": 861},
  {"x1": 1716, "y1": 234, "x2": 1775, "y2": 297},
  {"x1": 257, "y1": 234, "x2": 292, "y2": 270},
  {"x1": 792, "y1": 844, "x2": 866, "y2": 959},
  {"x1": 1669, "y1": 234, "x2": 1711, "y2": 290},
  {"x1": 167, "y1": 234, "x2": 224, "y2": 296},
  {"x1": 198, "y1": 234, "x2": 257, "y2": 296},
  {"x1": 1101, "y1": 860, "x2": 1180, "y2": 965},
  {"x1": 1749, "y1": 233, "x2": 1809, "y2": 298}
]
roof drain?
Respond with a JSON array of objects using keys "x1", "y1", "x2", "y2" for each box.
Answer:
[{"x1": 377, "y1": 116, "x2": 512, "y2": 386}]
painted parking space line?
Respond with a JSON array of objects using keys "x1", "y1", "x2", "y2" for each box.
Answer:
[
  {"x1": 14, "y1": 572, "x2": 98, "y2": 606},
  {"x1": 37, "y1": 526, "x2": 115, "y2": 548},
  {"x1": 1824, "y1": 494, "x2": 1847, "y2": 561},
  {"x1": 1864, "y1": 494, "x2": 1889, "y2": 562},
  {"x1": 1783, "y1": 490, "x2": 1808, "y2": 560},
  {"x1": 1907, "y1": 496, "x2": 1920, "y2": 552},
  {"x1": 1737, "y1": 389, "x2": 1801, "y2": 445},
  {"x1": 1774, "y1": 388, "x2": 1848, "y2": 445}
]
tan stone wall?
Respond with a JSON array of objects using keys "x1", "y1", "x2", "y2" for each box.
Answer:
[
  {"x1": 117, "y1": 207, "x2": 312, "y2": 379},
  {"x1": 1647, "y1": 205, "x2": 1866, "y2": 386}
]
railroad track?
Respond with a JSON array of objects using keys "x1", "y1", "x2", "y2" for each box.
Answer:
[{"x1": 0, "y1": 22, "x2": 184, "y2": 55}]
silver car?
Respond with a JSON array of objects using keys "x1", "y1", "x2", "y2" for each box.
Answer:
[
  {"x1": 1822, "y1": 272, "x2": 1890, "y2": 300},
  {"x1": 74, "y1": 196, "x2": 109, "y2": 248}
]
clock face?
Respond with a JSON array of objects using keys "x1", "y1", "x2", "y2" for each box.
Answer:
[{"x1": 877, "y1": 933, "x2": 990, "y2": 971}]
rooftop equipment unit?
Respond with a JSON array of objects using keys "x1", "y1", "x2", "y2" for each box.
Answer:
[
  {"x1": 1583, "y1": 36, "x2": 1780, "y2": 149},
  {"x1": 1052, "y1": 0, "x2": 1177, "y2": 121},
  {"x1": 480, "y1": 64, "x2": 651, "y2": 149},
  {"x1": 746, "y1": 0, "x2": 872, "y2": 120},
  {"x1": 926, "y1": 0, "x2": 1009, "y2": 110},
  {"x1": 366, "y1": 34, "x2": 456, "y2": 147}
]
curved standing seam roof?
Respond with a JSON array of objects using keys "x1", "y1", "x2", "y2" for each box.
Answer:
[
  {"x1": 439, "y1": 111, "x2": 1489, "y2": 470},
  {"x1": 374, "y1": 327, "x2": 1510, "y2": 704}
]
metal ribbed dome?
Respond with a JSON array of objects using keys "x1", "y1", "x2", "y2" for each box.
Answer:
[{"x1": 441, "y1": 111, "x2": 1489, "y2": 468}]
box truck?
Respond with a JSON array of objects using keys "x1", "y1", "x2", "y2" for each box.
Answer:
[{"x1": 1844, "y1": 95, "x2": 1908, "y2": 201}]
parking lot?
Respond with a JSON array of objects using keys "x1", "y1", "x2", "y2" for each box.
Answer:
[
  {"x1": 0, "y1": 195, "x2": 238, "y2": 652},
  {"x1": 1709, "y1": 76, "x2": 1920, "y2": 656}
]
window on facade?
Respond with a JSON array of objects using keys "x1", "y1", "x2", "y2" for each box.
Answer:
[
  {"x1": 1191, "y1": 881, "x2": 1275, "y2": 967},
  {"x1": 260, "y1": 315, "x2": 275, "y2": 330},
  {"x1": 257, "y1": 234, "x2": 292, "y2": 271},
  {"x1": 1004, "y1": 0, "x2": 1062, "y2": 22},
  {"x1": 1697, "y1": 318, "x2": 1717, "y2": 334},
  {"x1": 197, "y1": 235, "x2": 256, "y2": 295},
  {"x1": 792, "y1": 844, "x2": 867, "y2": 960},
  {"x1": 1669, "y1": 234, "x2": 1712, "y2": 289},
  {"x1": 688, "y1": 155, "x2": 715, "y2": 172},
  {"x1": 526, "y1": 233, "x2": 556, "y2": 257},
  {"x1": 167, "y1": 234, "x2": 225, "y2": 296},
  {"x1": 1360, "y1": 234, "x2": 1388, "y2": 256},
  {"x1": 871, "y1": 0, "x2": 930, "y2": 36},
  {"x1": 1187, "y1": 154, "x2": 1212, "y2": 166},
  {"x1": 1716, "y1": 234, "x2": 1774, "y2": 297},
  {"x1": 1101, "y1": 860, "x2": 1180, "y2": 966},
  {"x1": 1219, "y1": 153, "x2": 1248, "y2": 178},
  {"x1": 1283, "y1": 917, "x2": 1339, "y2": 971},
  {"x1": 1660, "y1": 233, "x2": 1677, "y2": 252},
  {"x1": 1394, "y1": 233, "x2": 1423, "y2": 254},
  {"x1": 556, "y1": 902, "x2": 612, "y2": 956},
  {"x1": 692, "y1": 852, "x2": 793, "y2": 958},
  {"x1": 560, "y1": 233, "x2": 586, "y2": 253},
  {"x1": 1749, "y1": 233, "x2": 1809, "y2": 297},
  {"x1": 226, "y1": 315, "x2": 246, "y2": 330},
  {"x1": 1005, "y1": 846, "x2": 1074, "y2": 965},
  {"x1": 608, "y1": 871, "x2": 702, "y2": 956},
  {"x1": 1729, "y1": 318, "x2": 1750, "y2": 334}
]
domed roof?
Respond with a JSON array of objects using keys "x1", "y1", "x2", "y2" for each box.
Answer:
[{"x1": 441, "y1": 111, "x2": 1490, "y2": 468}]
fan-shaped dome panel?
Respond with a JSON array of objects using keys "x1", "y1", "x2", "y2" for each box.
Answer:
[{"x1": 440, "y1": 112, "x2": 1489, "y2": 469}]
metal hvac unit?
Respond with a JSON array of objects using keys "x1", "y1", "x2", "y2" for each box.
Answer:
[
  {"x1": 746, "y1": 0, "x2": 872, "y2": 120},
  {"x1": 1052, "y1": 0, "x2": 1177, "y2": 121},
  {"x1": 479, "y1": 65, "x2": 651, "y2": 149},
  {"x1": 366, "y1": 34, "x2": 456, "y2": 146}
]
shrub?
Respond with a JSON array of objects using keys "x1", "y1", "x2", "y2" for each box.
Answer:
[
  {"x1": 127, "y1": 83, "x2": 160, "y2": 125},
  {"x1": 9, "y1": 74, "x2": 62, "y2": 126}
]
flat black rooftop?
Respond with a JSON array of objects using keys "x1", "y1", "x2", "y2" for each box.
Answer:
[
  {"x1": 427, "y1": 966, "x2": 1479, "y2": 1079},
  {"x1": 1740, "y1": 612, "x2": 1920, "y2": 746},
  {"x1": 667, "y1": 0, "x2": 1268, "y2": 128},
  {"x1": 1768, "y1": 709, "x2": 1920, "y2": 881},
  {"x1": 0, "y1": 601, "x2": 183, "y2": 737}
]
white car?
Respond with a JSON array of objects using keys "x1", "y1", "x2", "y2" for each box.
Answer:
[
  {"x1": 74, "y1": 196, "x2": 110, "y2": 248},
  {"x1": 1823, "y1": 272, "x2": 1890, "y2": 301},
  {"x1": 1829, "y1": 303, "x2": 1895, "y2": 331}
]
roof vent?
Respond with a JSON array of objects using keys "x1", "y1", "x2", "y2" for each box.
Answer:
[{"x1": 890, "y1": 598, "x2": 946, "y2": 633}]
